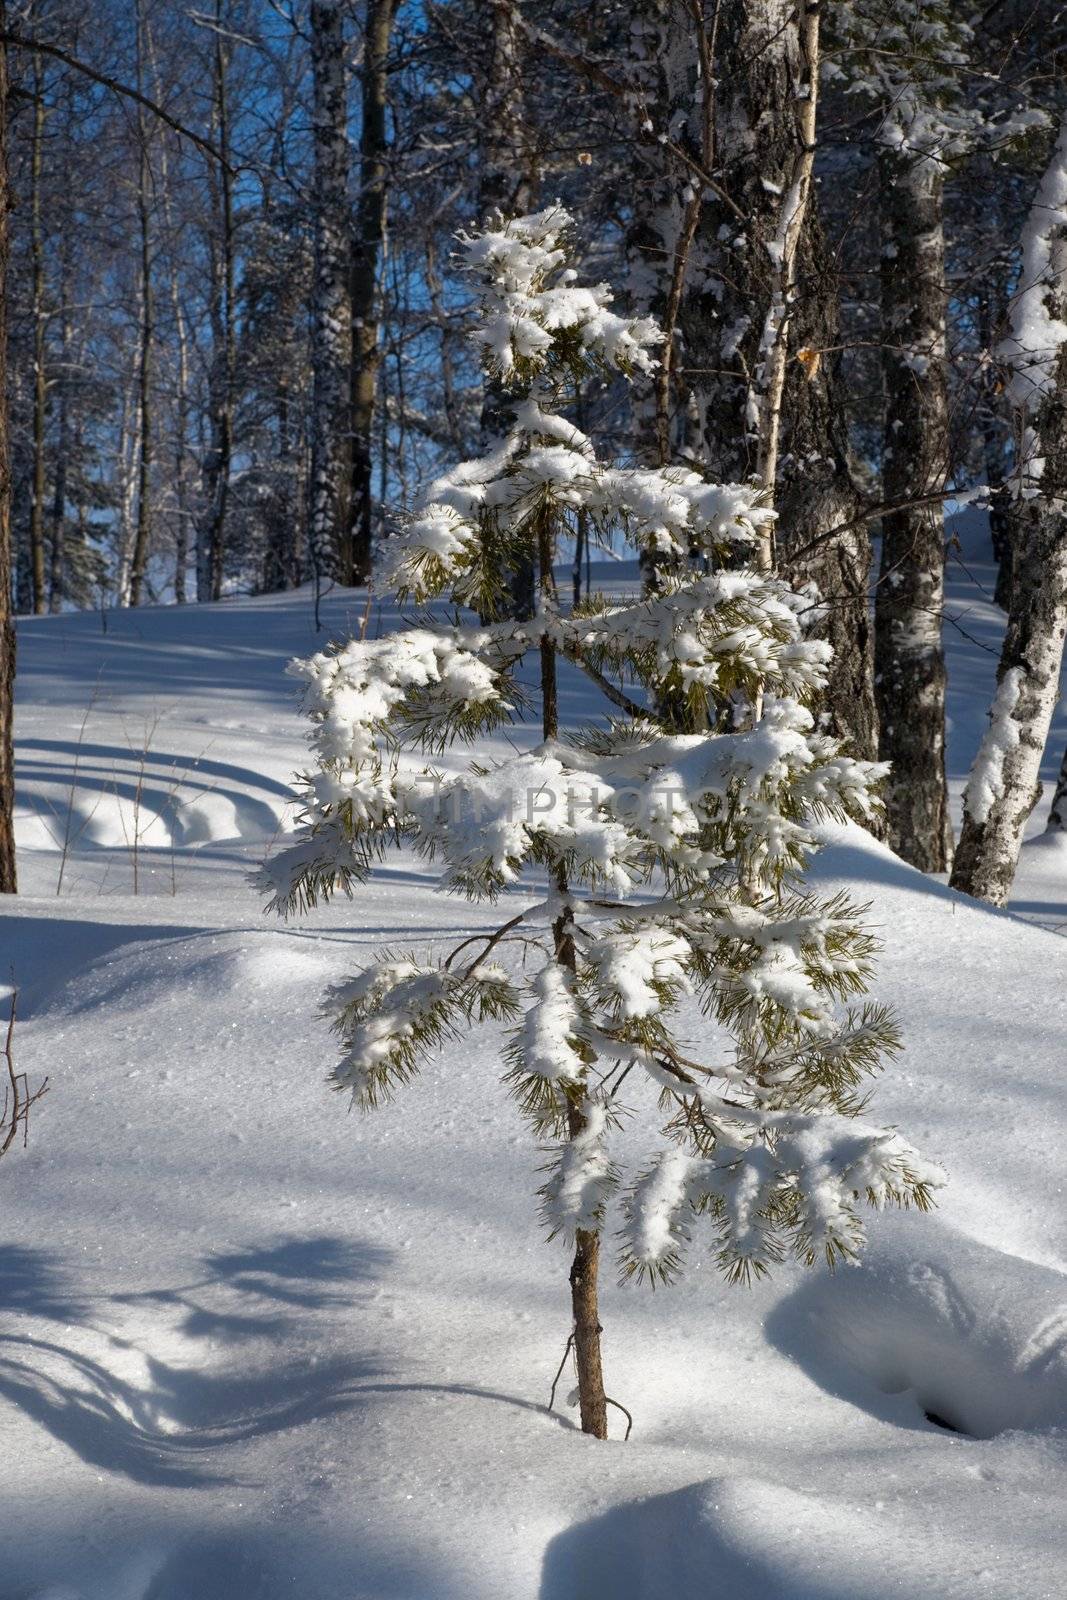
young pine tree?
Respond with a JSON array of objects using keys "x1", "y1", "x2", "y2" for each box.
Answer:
[{"x1": 262, "y1": 210, "x2": 943, "y2": 1440}]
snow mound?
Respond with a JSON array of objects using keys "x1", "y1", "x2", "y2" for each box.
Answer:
[
  {"x1": 768, "y1": 1219, "x2": 1067, "y2": 1438},
  {"x1": 29, "y1": 928, "x2": 339, "y2": 1020},
  {"x1": 541, "y1": 1471, "x2": 1014, "y2": 1599},
  {"x1": 1013, "y1": 828, "x2": 1067, "y2": 933},
  {"x1": 13, "y1": 757, "x2": 292, "y2": 856}
]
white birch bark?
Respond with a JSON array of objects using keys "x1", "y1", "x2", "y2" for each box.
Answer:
[
  {"x1": 114, "y1": 375, "x2": 139, "y2": 607},
  {"x1": 951, "y1": 122, "x2": 1067, "y2": 903},
  {"x1": 949, "y1": 484, "x2": 1067, "y2": 903}
]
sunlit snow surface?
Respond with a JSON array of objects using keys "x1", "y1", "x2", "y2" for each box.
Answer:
[{"x1": 1, "y1": 517, "x2": 1065, "y2": 1598}]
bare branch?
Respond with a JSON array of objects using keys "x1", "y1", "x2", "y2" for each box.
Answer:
[
  {"x1": 560, "y1": 643, "x2": 648, "y2": 720},
  {"x1": 1, "y1": 989, "x2": 49, "y2": 1160},
  {"x1": 0, "y1": 31, "x2": 233, "y2": 170}
]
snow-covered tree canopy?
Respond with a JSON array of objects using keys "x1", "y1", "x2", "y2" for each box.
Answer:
[
  {"x1": 263, "y1": 207, "x2": 943, "y2": 1285},
  {"x1": 825, "y1": 1, "x2": 1046, "y2": 168}
]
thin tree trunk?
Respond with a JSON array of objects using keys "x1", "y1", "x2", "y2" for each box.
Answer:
[
  {"x1": 115, "y1": 378, "x2": 139, "y2": 605},
  {"x1": 171, "y1": 294, "x2": 192, "y2": 604},
  {"x1": 950, "y1": 343, "x2": 1067, "y2": 904},
  {"x1": 127, "y1": 189, "x2": 152, "y2": 607},
  {"x1": 624, "y1": 0, "x2": 706, "y2": 466},
  {"x1": 263, "y1": 377, "x2": 299, "y2": 591},
  {"x1": 28, "y1": 51, "x2": 46, "y2": 616},
  {"x1": 346, "y1": 0, "x2": 395, "y2": 587},
  {"x1": 154, "y1": 45, "x2": 192, "y2": 605},
  {"x1": 573, "y1": 509, "x2": 586, "y2": 609},
  {"x1": 767, "y1": 160, "x2": 876, "y2": 762},
  {"x1": 0, "y1": 2, "x2": 17, "y2": 893},
  {"x1": 567, "y1": 1175, "x2": 607, "y2": 1439},
  {"x1": 128, "y1": 16, "x2": 154, "y2": 609},
  {"x1": 48, "y1": 241, "x2": 72, "y2": 614},
  {"x1": 424, "y1": 237, "x2": 462, "y2": 451},
  {"x1": 874, "y1": 151, "x2": 952, "y2": 871},
  {"x1": 977, "y1": 280, "x2": 1013, "y2": 610},
  {"x1": 199, "y1": 0, "x2": 235, "y2": 604},
  {"x1": 308, "y1": 0, "x2": 352, "y2": 583},
  {"x1": 1047, "y1": 743, "x2": 1067, "y2": 831},
  {"x1": 478, "y1": 0, "x2": 536, "y2": 618},
  {"x1": 537, "y1": 511, "x2": 607, "y2": 1440},
  {"x1": 754, "y1": 0, "x2": 822, "y2": 569}
]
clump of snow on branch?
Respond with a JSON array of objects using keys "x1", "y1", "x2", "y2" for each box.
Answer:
[
  {"x1": 263, "y1": 209, "x2": 943, "y2": 1287},
  {"x1": 459, "y1": 206, "x2": 664, "y2": 380},
  {"x1": 540, "y1": 1099, "x2": 616, "y2": 1239}
]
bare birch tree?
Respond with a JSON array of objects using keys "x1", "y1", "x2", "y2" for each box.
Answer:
[
  {"x1": 951, "y1": 116, "x2": 1067, "y2": 905},
  {"x1": 127, "y1": 2, "x2": 155, "y2": 608}
]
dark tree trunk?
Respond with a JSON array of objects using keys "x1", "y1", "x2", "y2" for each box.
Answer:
[
  {"x1": 777, "y1": 215, "x2": 878, "y2": 764},
  {"x1": 154, "y1": 53, "x2": 192, "y2": 607},
  {"x1": 346, "y1": 0, "x2": 395, "y2": 587},
  {"x1": 1048, "y1": 742, "x2": 1067, "y2": 831},
  {"x1": 0, "y1": 6, "x2": 17, "y2": 892},
  {"x1": 873, "y1": 152, "x2": 952, "y2": 871},
  {"x1": 198, "y1": 1, "x2": 235, "y2": 604},
  {"x1": 635, "y1": 1, "x2": 876, "y2": 758},
  {"x1": 977, "y1": 282, "x2": 1013, "y2": 610},
  {"x1": 172, "y1": 322, "x2": 191, "y2": 604},
  {"x1": 479, "y1": 0, "x2": 537, "y2": 619},
  {"x1": 308, "y1": 0, "x2": 352, "y2": 584},
  {"x1": 263, "y1": 379, "x2": 300, "y2": 592},
  {"x1": 28, "y1": 52, "x2": 46, "y2": 616},
  {"x1": 567, "y1": 1183, "x2": 608, "y2": 1439},
  {"x1": 128, "y1": 23, "x2": 154, "y2": 609},
  {"x1": 538, "y1": 513, "x2": 607, "y2": 1439}
]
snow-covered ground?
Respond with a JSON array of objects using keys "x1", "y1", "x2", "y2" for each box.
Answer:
[{"x1": 1, "y1": 514, "x2": 1065, "y2": 1598}]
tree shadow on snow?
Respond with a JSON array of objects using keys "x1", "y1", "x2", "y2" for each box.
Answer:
[
  {"x1": 0, "y1": 1517, "x2": 467, "y2": 1600},
  {"x1": 0, "y1": 1243, "x2": 92, "y2": 1323},
  {"x1": 137, "y1": 1529, "x2": 462, "y2": 1600},
  {"x1": 0, "y1": 1233, "x2": 392, "y2": 1488},
  {"x1": 112, "y1": 1233, "x2": 393, "y2": 1342},
  {"x1": 0, "y1": 913, "x2": 201, "y2": 1017}
]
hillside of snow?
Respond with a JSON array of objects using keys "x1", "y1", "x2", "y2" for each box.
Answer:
[{"x1": 1, "y1": 515, "x2": 1065, "y2": 1598}]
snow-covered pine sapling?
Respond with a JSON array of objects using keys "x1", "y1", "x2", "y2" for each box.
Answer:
[{"x1": 262, "y1": 209, "x2": 944, "y2": 1440}]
